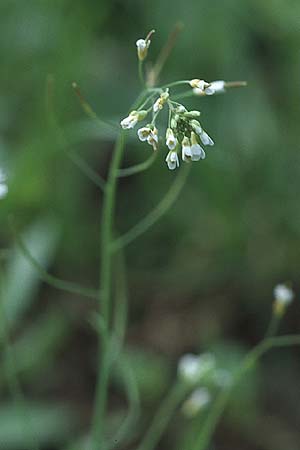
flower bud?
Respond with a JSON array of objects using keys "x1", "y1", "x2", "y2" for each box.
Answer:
[{"x1": 273, "y1": 284, "x2": 294, "y2": 316}]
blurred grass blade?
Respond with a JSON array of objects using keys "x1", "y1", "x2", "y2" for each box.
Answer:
[
  {"x1": 2, "y1": 216, "x2": 60, "y2": 332},
  {"x1": 0, "y1": 307, "x2": 72, "y2": 386},
  {"x1": 0, "y1": 403, "x2": 75, "y2": 449}
]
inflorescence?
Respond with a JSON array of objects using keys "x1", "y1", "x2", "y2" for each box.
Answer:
[{"x1": 120, "y1": 31, "x2": 246, "y2": 170}]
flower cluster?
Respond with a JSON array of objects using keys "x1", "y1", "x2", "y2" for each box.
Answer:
[
  {"x1": 0, "y1": 167, "x2": 8, "y2": 199},
  {"x1": 178, "y1": 352, "x2": 232, "y2": 418},
  {"x1": 120, "y1": 80, "x2": 216, "y2": 170},
  {"x1": 121, "y1": 33, "x2": 246, "y2": 170}
]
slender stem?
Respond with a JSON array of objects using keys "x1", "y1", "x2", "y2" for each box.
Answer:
[
  {"x1": 148, "y1": 23, "x2": 184, "y2": 87},
  {"x1": 225, "y1": 81, "x2": 247, "y2": 88},
  {"x1": 191, "y1": 334, "x2": 300, "y2": 450},
  {"x1": 137, "y1": 383, "x2": 188, "y2": 450},
  {"x1": 160, "y1": 80, "x2": 190, "y2": 89},
  {"x1": 264, "y1": 312, "x2": 280, "y2": 339},
  {"x1": 0, "y1": 270, "x2": 40, "y2": 450},
  {"x1": 138, "y1": 60, "x2": 145, "y2": 87},
  {"x1": 91, "y1": 131, "x2": 126, "y2": 450},
  {"x1": 117, "y1": 152, "x2": 157, "y2": 178},
  {"x1": 11, "y1": 226, "x2": 98, "y2": 300},
  {"x1": 72, "y1": 82, "x2": 117, "y2": 132},
  {"x1": 111, "y1": 163, "x2": 191, "y2": 252},
  {"x1": 65, "y1": 148, "x2": 106, "y2": 191}
]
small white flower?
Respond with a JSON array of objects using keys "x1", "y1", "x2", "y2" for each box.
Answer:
[
  {"x1": 165, "y1": 150, "x2": 179, "y2": 170},
  {"x1": 136, "y1": 38, "x2": 150, "y2": 61},
  {"x1": 0, "y1": 182, "x2": 8, "y2": 199},
  {"x1": 153, "y1": 97, "x2": 163, "y2": 113},
  {"x1": 138, "y1": 127, "x2": 151, "y2": 142},
  {"x1": 190, "y1": 132, "x2": 205, "y2": 161},
  {"x1": 0, "y1": 168, "x2": 8, "y2": 199},
  {"x1": 189, "y1": 79, "x2": 215, "y2": 95},
  {"x1": 274, "y1": 284, "x2": 294, "y2": 306},
  {"x1": 178, "y1": 353, "x2": 216, "y2": 384},
  {"x1": 120, "y1": 113, "x2": 138, "y2": 130},
  {"x1": 199, "y1": 130, "x2": 214, "y2": 146},
  {"x1": 190, "y1": 120, "x2": 202, "y2": 135},
  {"x1": 175, "y1": 104, "x2": 187, "y2": 113},
  {"x1": 182, "y1": 388, "x2": 211, "y2": 418},
  {"x1": 209, "y1": 80, "x2": 226, "y2": 94},
  {"x1": 166, "y1": 128, "x2": 177, "y2": 150},
  {"x1": 120, "y1": 110, "x2": 148, "y2": 130},
  {"x1": 147, "y1": 127, "x2": 158, "y2": 150},
  {"x1": 190, "y1": 143, "x2": 205, "y2": 161},
  {"x1": 181, "y1": 137, "x2": 192, "y2": 161},
  {"x1": 153, "y1": 90, "x2": 169, "y2": 113},
  {"x1": 0, "y1": 168, "x2": 6, "y2": 183}
]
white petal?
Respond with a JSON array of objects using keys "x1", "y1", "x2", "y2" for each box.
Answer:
[
  {"x1": 0, "y1": 183, "x2": 8, "y2": 199},
  {"x1": 200, "y1": 131, "x2": 214, "y2": 146},
  {"x1": 204, "y1": 87, "x2": 215, "y2": 95}
]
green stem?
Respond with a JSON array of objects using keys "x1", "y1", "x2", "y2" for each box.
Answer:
[
  {"x1": 137, "y1": 383, "x2": 188, "y2": 450},
  {"x1": 117, "y1": 151, "x2": 157, "y2": 178},
  {"x1": 11, "y1": 228, "x2": 98, "y2": 300},
  {"x1": 91, "y1": 131, "x2": 126, "y2": 450},
  {"x1": 191, "y1": 334, "x2": 300, "y2": 450},
  {"x1": 138, "y1": 60, "x2": 145, "y2": 87},
  {"x1": 111, "y1": 163, "x2": 191, "y2": 252},
  {"x1": 0, "y1": 270, "x2": 40, "y2": 450}
]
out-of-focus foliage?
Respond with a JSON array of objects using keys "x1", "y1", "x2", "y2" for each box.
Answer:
[{"x1": 0, "y1": 0, "x2": 300, "y2": 449}]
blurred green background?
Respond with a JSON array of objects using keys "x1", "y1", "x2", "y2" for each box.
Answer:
[{"x1": 1, "y1": 0, "x2": 300, "y2": 449}]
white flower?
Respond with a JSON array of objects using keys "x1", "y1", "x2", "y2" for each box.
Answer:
[
  {"x1": 0, "y1": 182, "x2": 8, "y2": 199},
  {"x1": 190, "y1": 79, "x2": 215, "y2": 95},
  {"x1": 165, "y1": 150, "x2": 179, "y2": 170},
  {"x1": 166, "y1": 128, "x2": 177, "y2": 150},
  {"x1": 209, "y1": 80, "x2": 226, "y2": 94},
  {"x1": 182, "y1": 388, "x2": 211, "y2": 418},
  {"x1": 0, "y1": 168, "x2": 8, "y2": 199},
  {"x1": 175, "y1": 104, "x2": 187, "y2": 113},
  {"x1": 199, "y1": 130, "x2": 214, "y2": 146},
  {"x1": 181, "y1": 137, "x2": 192, "y2": 161},
  {"x1": 177, "y1": 353, "x2": 216, "y2": 384},
  {"x1": 153, "y1": 97, "x2": 163, "y2": 113},
  {"x1": 147, "y1": 127, "x2": 158, "y2": 150},
  {"x1": 274, "y1": 284, "x2": 294, "y2": 306},
  {"x1": 120, "y1": 110, "x2": 147, "y2": 130},
  {"x1": 190, "y1": 132, "x2": 205, "y2": 161},
  {"x1": 138, "y1": 127, "x2": 151, "y2": 141},
  {"x1": 136, "y1": 38, "x2": 150, "y2": 61},
  {"x1": 153, "y1": 90, "x2": 169, "y2": 113},
  {"x1": 120, "y1": 113, "x2": 138, "y2": 130}
]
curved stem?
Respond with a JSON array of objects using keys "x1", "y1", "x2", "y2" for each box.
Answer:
[
  {"x1": 191, "y1": 334, "x2": 300, "y2": 450},
  {"x1": 12, "y1": 226, "x2": 98, "y2": 300},
  {"x1": 117, "y1": 152, "x2": 157, "y2": 178},
  {"x1": 137, "y1": 383, "x2": 188, "y2": 450},
  {"x1": 91, "y1": 131, "x2": 126, "y2": 449},
  {"x1": 0, "y1": 270, "x2": 40, "y2": 450},
  {"x1": 160, "y1": 80, "x2": 190, "y2": 89},
  {"x1": 65, "y1": 148, "x2": 106, "y2": 191},
  {"x1": 108, "y1": 357, "x2": 140, "y2": 450},
  {"x1": 111, "y1": 164, "x2": 191, "y2": 252}
]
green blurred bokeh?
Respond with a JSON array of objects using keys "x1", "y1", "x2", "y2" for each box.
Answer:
[{"x1": 1, "y1": 1, "x2": 300, "y2": 449}]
